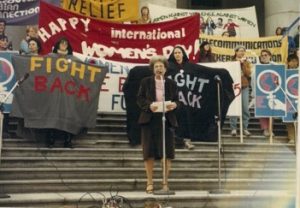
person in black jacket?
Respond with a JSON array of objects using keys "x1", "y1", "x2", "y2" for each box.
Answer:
[
  {"x1": 167, "y1": 46, "x2": 195, "y2": 149},
  {"x1": 137, "y1": 55, "x2": 180, "y2": 194}
]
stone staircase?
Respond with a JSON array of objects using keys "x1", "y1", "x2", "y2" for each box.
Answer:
[{"x1": 0, "y1": 112, "x2": 296, "y2": 207}]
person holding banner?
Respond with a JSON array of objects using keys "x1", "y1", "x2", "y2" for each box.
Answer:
[
  {"x1": 11, "y1": 37, "x2": 42, "y2": 139},
  {"x1": 167, "y1": 46, "x2": 195, "y2": 150},
  {"x1": 275, "y1": 27, "x2": 283, "y2": 36},
  {"x1": 137, "y1": 55, "x2": 180, "y2": 193},
  {"x1": 0, "y1": 19, "x2": 12, "y2": 51},
  {"x1": 19, "y1": 26, "x2": 38, "y2": 55},
  {"x1": 230, "y1": 45, "x2": 252, "y2": 136},
  {"x1": 46, "y1": 37, "x2": 75, "y2": 148},
  {"x1": 27, "y1": 37, "x2": 42, "y2": 55},
  {"x1": 286, "y1": 54, "x2": 299, "y2": 144},
  {"x1": 257, "y1": 49, "x2": 275, "y2": 137},
  {"x1": 199, "y1": 41, "x2": 215, "y2": 63}
]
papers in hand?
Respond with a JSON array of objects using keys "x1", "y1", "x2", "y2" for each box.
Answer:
[{"x1": 151, "y1": 101, "x2": 172, "y2": 113}]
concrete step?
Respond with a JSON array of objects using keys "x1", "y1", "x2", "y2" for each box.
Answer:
[
  {"x1": 0, "y1": 190, "x2": 295, "y2": 208},
  {"x1": 96, "y1": 117, "x2": 126, "y2": 125},
  {"x1": 89, "y1": 124, "x2": 127, "y2": 132},
  {"x1": 1, "y1": 133, "x2": 292, "y2": 145},
  {"x1": 83, "y1": 132, "x2": 291, "y2": 144},
  {"x1": 0, "y1": 178, "x2": 295, "y2": 193},
  {"x1": 221, "y1": 127, "x2": 286, "y2": 136},
  {"x1": 0, "y1": 167, "x2": 295, "y2": 180},
  {"x1": 88, "y1": 124, "x2": 287, "y2": 136},
  {"x1": 2, "y1": 138, "x2": 296, "y2": 151},
  {"x1": 1, "y1": 147, "x2": 296, "y2": 160},
  {"x1": 0, "y1": 157, "x2": 296, "y2": 169}
]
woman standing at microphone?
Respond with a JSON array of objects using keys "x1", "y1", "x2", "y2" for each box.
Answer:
[
  {"x1": 230, "y1": 45, "x2": 252, "y2": 136},
  {"x1": 137, "y1": 55, "x2": 180, "y2": 193}
]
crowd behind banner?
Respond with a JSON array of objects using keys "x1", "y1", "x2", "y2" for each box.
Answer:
[{"x1": 0, "y1": 1, "x2": 299, "y2": 143}]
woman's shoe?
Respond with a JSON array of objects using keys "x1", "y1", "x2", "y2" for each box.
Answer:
[
  {"x1": 184, "y1": 139, "x2": 195, "y2": 150},
  {"x1": 146, "y1": 184, "x2": 153, "y2": 194}
]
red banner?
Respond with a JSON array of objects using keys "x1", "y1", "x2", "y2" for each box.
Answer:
[{"x1": 38, "y1": 2, "x2": 200, "y2": 63}]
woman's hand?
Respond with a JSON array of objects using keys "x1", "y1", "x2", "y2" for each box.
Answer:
[
  {"x1": 166, "y1": 102, "x2": 177, "y2": 111},
  {"x1": 150, "y1": 103, "x2": 158, "y2": 112}
]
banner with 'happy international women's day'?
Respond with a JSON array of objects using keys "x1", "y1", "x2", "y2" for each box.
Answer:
[
  {"x1": 147, "y1": 3, "x2": 259, "y2": 37},
  {"x1": 38, "y1": 2, "x2": 200, "y2": 63}
]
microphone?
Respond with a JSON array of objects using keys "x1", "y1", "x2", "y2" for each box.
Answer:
[
  {"x1": 18, "y1": 73, "x2": 29, "y2": 85},
  {"x1": 214, "y1": 75, "x2": 221, "y2": 82}
]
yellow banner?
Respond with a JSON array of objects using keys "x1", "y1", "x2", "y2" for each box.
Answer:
[
  {"x1": 199, "y1": 34, "x2": 288, "y2": 64},
  {"x1": 61, "y1": 0, "x2": 139, "y2": 22}
]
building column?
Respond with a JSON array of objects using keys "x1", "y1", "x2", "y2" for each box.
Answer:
[{"x1": 264, "y1": 0, "x2": 300, "y2": 36}]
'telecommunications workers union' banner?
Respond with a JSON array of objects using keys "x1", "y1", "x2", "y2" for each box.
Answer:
[
  {"x1": 199, "y1": 34, "x2": 288, "y2": 64},
  {"x1": 38, "y1": 2, "x2": 200, "y2": 63}
]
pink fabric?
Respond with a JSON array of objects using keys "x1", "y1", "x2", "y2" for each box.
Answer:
[
  {"x1": 259, "y1": 118, "x2": 269, "y2": 130},
  {"x1": 155, "y1": 78, "x2": 164, "y2": 102}
]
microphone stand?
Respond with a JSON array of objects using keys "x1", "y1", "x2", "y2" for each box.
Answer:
[
  {"x1": 0, "y1": 73, "x2": 29, "y2": 198},
  {"x1": 209, "y1": 75, "x2": 230, "y2": 194},
  {"x1": 154, "y1": 75, "x2": 175, "y2": 195}
]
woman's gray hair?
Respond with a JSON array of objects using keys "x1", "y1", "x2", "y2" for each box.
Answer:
[{"x1": 149, "y1": 55, "x2": 169, "y2": 70}]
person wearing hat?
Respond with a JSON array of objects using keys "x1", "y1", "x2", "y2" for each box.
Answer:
[{"x1": 230, "y1": 45, "x2": 252, "y2": 136}]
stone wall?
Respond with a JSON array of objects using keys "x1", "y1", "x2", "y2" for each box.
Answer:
[{"x1": 139, "y1": 0, "x2": 176, "y2": 9}]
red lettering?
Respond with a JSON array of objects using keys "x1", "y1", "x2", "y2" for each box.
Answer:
[
  {"x1": 64, "y1": 80, "x2": 76, "y2": 95},
  {"x1": 77, "y1": 85, "x2": 90, "y2": 102},
  {"x1": 50, "y1": 77, "x2": 63, "y2": 93},
  {"x1": 118, "y1": 77, "x2": 126, "y2": 92},
  {"x1": 101, "y1": 76, "x2": 109, "y2": 92},
  {"x1": 34, "y1": 76, "x2": 47, "y2": 92},
  {"x1": 34, "y1": 76, "x2": 90, "y2": 102}
]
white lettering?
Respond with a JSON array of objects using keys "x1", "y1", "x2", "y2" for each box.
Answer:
[
  {"x1": 69, "y1": 17, "x2": 79, "y2": 30},
  {"x1": 80, "y1": 18, "x2": 91, "y2": 32},
  {"x1": 49, "y1": 22, "x2": 62, "y2": 36}
]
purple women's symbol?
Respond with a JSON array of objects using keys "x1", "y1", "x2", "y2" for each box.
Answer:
[
  {"x1": 286, "y1": 74, "x2": 298, "y2": 98},
  {"x1": 257, "y1": 70, "x2": 281, "y2": 94}
]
